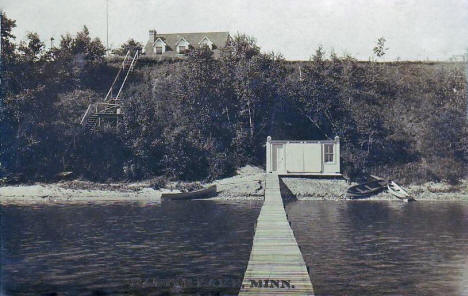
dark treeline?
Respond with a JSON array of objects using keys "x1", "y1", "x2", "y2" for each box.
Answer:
[{"x1": 1, "y1": 13, "x2": 467, "y2": 184}]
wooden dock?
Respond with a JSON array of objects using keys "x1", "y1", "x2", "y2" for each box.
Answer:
[{"x1": 239, "y1": 174, "x2": 314, "y2": 295}]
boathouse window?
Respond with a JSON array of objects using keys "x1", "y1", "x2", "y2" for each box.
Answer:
[
  {"x1": 324, "y1": 144, "x2": 334, "y2": 163},
  {"x1": 155, "y1": 46, "x2": 163, "y2": 54}
]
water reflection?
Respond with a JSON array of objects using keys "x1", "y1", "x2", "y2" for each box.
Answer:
[
  {"x1": 286, "y1": 201, "x2": 468, "y2": 296},
  {"x1": 1, "y1": 200, "x2": 262, "y2": 295}
]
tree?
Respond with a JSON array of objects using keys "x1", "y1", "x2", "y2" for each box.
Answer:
[
  {"x1": 52, "y1": 26, "x2": 105, "y2": 63},
  {"x1": 0, "y1": 12, "x2": 17, "y2": 64},
  {"x1": 0, "y1": 21, "x2": 112, "y2": 180},
  {"x1": 373, "y1": 37, "x2": 388, "y2": 58},
  {"x1": 112, "y1": 39, "x2": 142, "y2": 56},
  {"x1": 0, "y1": 12, "x2": 18, "y2": 175},
  {"x1": 419, "y1": 110, "x2": 467, "y2": 184},
  {"x1": 228, "y1": 33, "x2": 260, "y2": 60},
  {"x1": 74, "y1": 26, "x2": 106, "y2": 62},
  {"x1": 221, "y1": 36, "x2": 288, "y2": 163},
  {"x1": 18, "y1": 32, "x2": 45, "y2": 62},
  {"x1": 294, "y1": 47, "x2": 348, "y2": 139},
  {"x1": 1, "y1": 12, "x2": 18, "y2": 92}
]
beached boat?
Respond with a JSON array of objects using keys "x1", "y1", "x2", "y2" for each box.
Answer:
[
  {"x1": 388, "y1": 181, "x2": 415, "y2": 202},
  {"x1": 161, "y1": 185, "x2": 217, "y2": 201},
  {"x1": 346, "y1": 178, "x2": 387, "y2": 199}
]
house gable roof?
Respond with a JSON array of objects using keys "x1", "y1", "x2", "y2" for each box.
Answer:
[
  {"x1": 153, "y1": 38, "x2": 167, "y2": 46},
  {"x1": 198, "y1": 36, "x2": 213, "y2": 45},
  {"x1": 175, "y1": 37, "x2": 190, "y2": 47},
  {"x1": 150, "y1": 31, "x2": 230, "y2": 50}
]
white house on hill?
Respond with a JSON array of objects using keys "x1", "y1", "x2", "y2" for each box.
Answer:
[{"x1": 144, "y1": 29, "x2": 231, "y2": 59}]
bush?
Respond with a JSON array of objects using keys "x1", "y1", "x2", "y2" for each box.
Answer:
[
  {"x1": 175, "y1": 181, "x2": 203, "y2": 192},
  {"x1": 149, "y1": 176, "x2": 169, "y2": 190},
  {"x1": 207, "y1": 152, "x2": 236, "y2": 181},
  {"x1": 428, "y1": 157, "x2": 465, "y2": 185}
]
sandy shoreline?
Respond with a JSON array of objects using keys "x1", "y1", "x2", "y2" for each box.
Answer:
[
  {"x1": 281, "y1": 177, "x2": 468, "y2": 201},
  {"x1": 1, "y1": 166, "x2": 467, "y2": 204},
  {"x1": 0, "y1": 166, "x2": 265, "y2": 204}
]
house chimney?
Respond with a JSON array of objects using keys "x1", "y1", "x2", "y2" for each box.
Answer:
[{"x1": 149, "y1": 29, "x2": 157, "y2": 42}]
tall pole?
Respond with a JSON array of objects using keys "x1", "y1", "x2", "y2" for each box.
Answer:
[
  {"x1": 106, "y1": 0, "x2": 109, "y2": 54},
  {"x1": 466, "y1": 48, "x2": 468, "y2": 119}
]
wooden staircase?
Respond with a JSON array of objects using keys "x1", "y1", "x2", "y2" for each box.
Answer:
[
  {"x1": 80, "y1": 50, "x2": 139, "y2": 131},
  {"x1": 81, "y1": 101, "x2": 122, "y2": 131},
  {"x1": 84, "y1": 113, "x2": 98, "y2": 130}
]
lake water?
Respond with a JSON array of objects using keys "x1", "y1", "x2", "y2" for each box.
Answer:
[
  {"x1": 1, "y1": 200, "x2": 468, "y2": 296},
  {"x1": 0, "y1": 200, "x2": 262, "y2": 295},
  {"x1": 285, "y1": 200, "x2": 468, "y2": 296}
]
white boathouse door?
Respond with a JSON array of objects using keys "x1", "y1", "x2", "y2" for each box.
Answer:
[{"x1": 272, "y1": 144, "x2": 284, "y2": 172}]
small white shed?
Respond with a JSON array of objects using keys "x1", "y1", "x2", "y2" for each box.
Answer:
[{"x1": 266, "y1": 136, "x2": 341, "y2": 176}]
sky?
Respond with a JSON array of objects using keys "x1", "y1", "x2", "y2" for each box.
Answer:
[{"x1": 2, "y1": 0, "x2": 468, "y2": 61}]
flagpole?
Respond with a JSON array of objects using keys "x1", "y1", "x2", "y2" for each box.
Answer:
[
  {"x1": 466, "y1": 48, "x2": 468, "y2": 119},
  {"x1": 106, "y1": 0, "x2": 109, "y2": 54}
]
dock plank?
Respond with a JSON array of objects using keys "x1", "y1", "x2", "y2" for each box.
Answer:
[{"x1": 239, "y1": 174, "x2": 314, "y2": 296}]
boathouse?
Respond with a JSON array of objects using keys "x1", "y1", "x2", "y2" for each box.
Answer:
[{"x1": 266, "y1": 136, "x2": 341, "y2": 176}]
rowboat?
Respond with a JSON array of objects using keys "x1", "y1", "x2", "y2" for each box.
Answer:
[
  {"x1": 161, "y1": 185, "x2": 217, "y2": 201},
  {"x1": 346, "y1": 178, "x2": 387, "y2": 199},
  {"x1": 388, "y1": 181, "x2": 415, "y2": 202}
]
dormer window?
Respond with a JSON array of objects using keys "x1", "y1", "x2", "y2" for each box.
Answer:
[
  {"x1": 153, "y1": 38, "x2": 166, "y2": 55},
  {"x1": 199, "y1": 36, "x2": 213, "y2": 50},
  {"x1": 176, "y1": 38, "x2": 190, "y2": 54}
]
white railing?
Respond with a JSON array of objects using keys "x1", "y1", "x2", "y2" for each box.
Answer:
[
  {"x1": 104, "y1": 51, "x2": 130, "y2": 101},
  {"x1": 116, "y1": 50, "x2": 139, "y2": 100},
  {"x1": 80, "y1": 104, "x2": 93, "y2": 125}
]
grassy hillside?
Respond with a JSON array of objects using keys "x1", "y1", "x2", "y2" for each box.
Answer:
[{"x1": 1, "y1": 17, "x2": 466, "y2": 184}]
